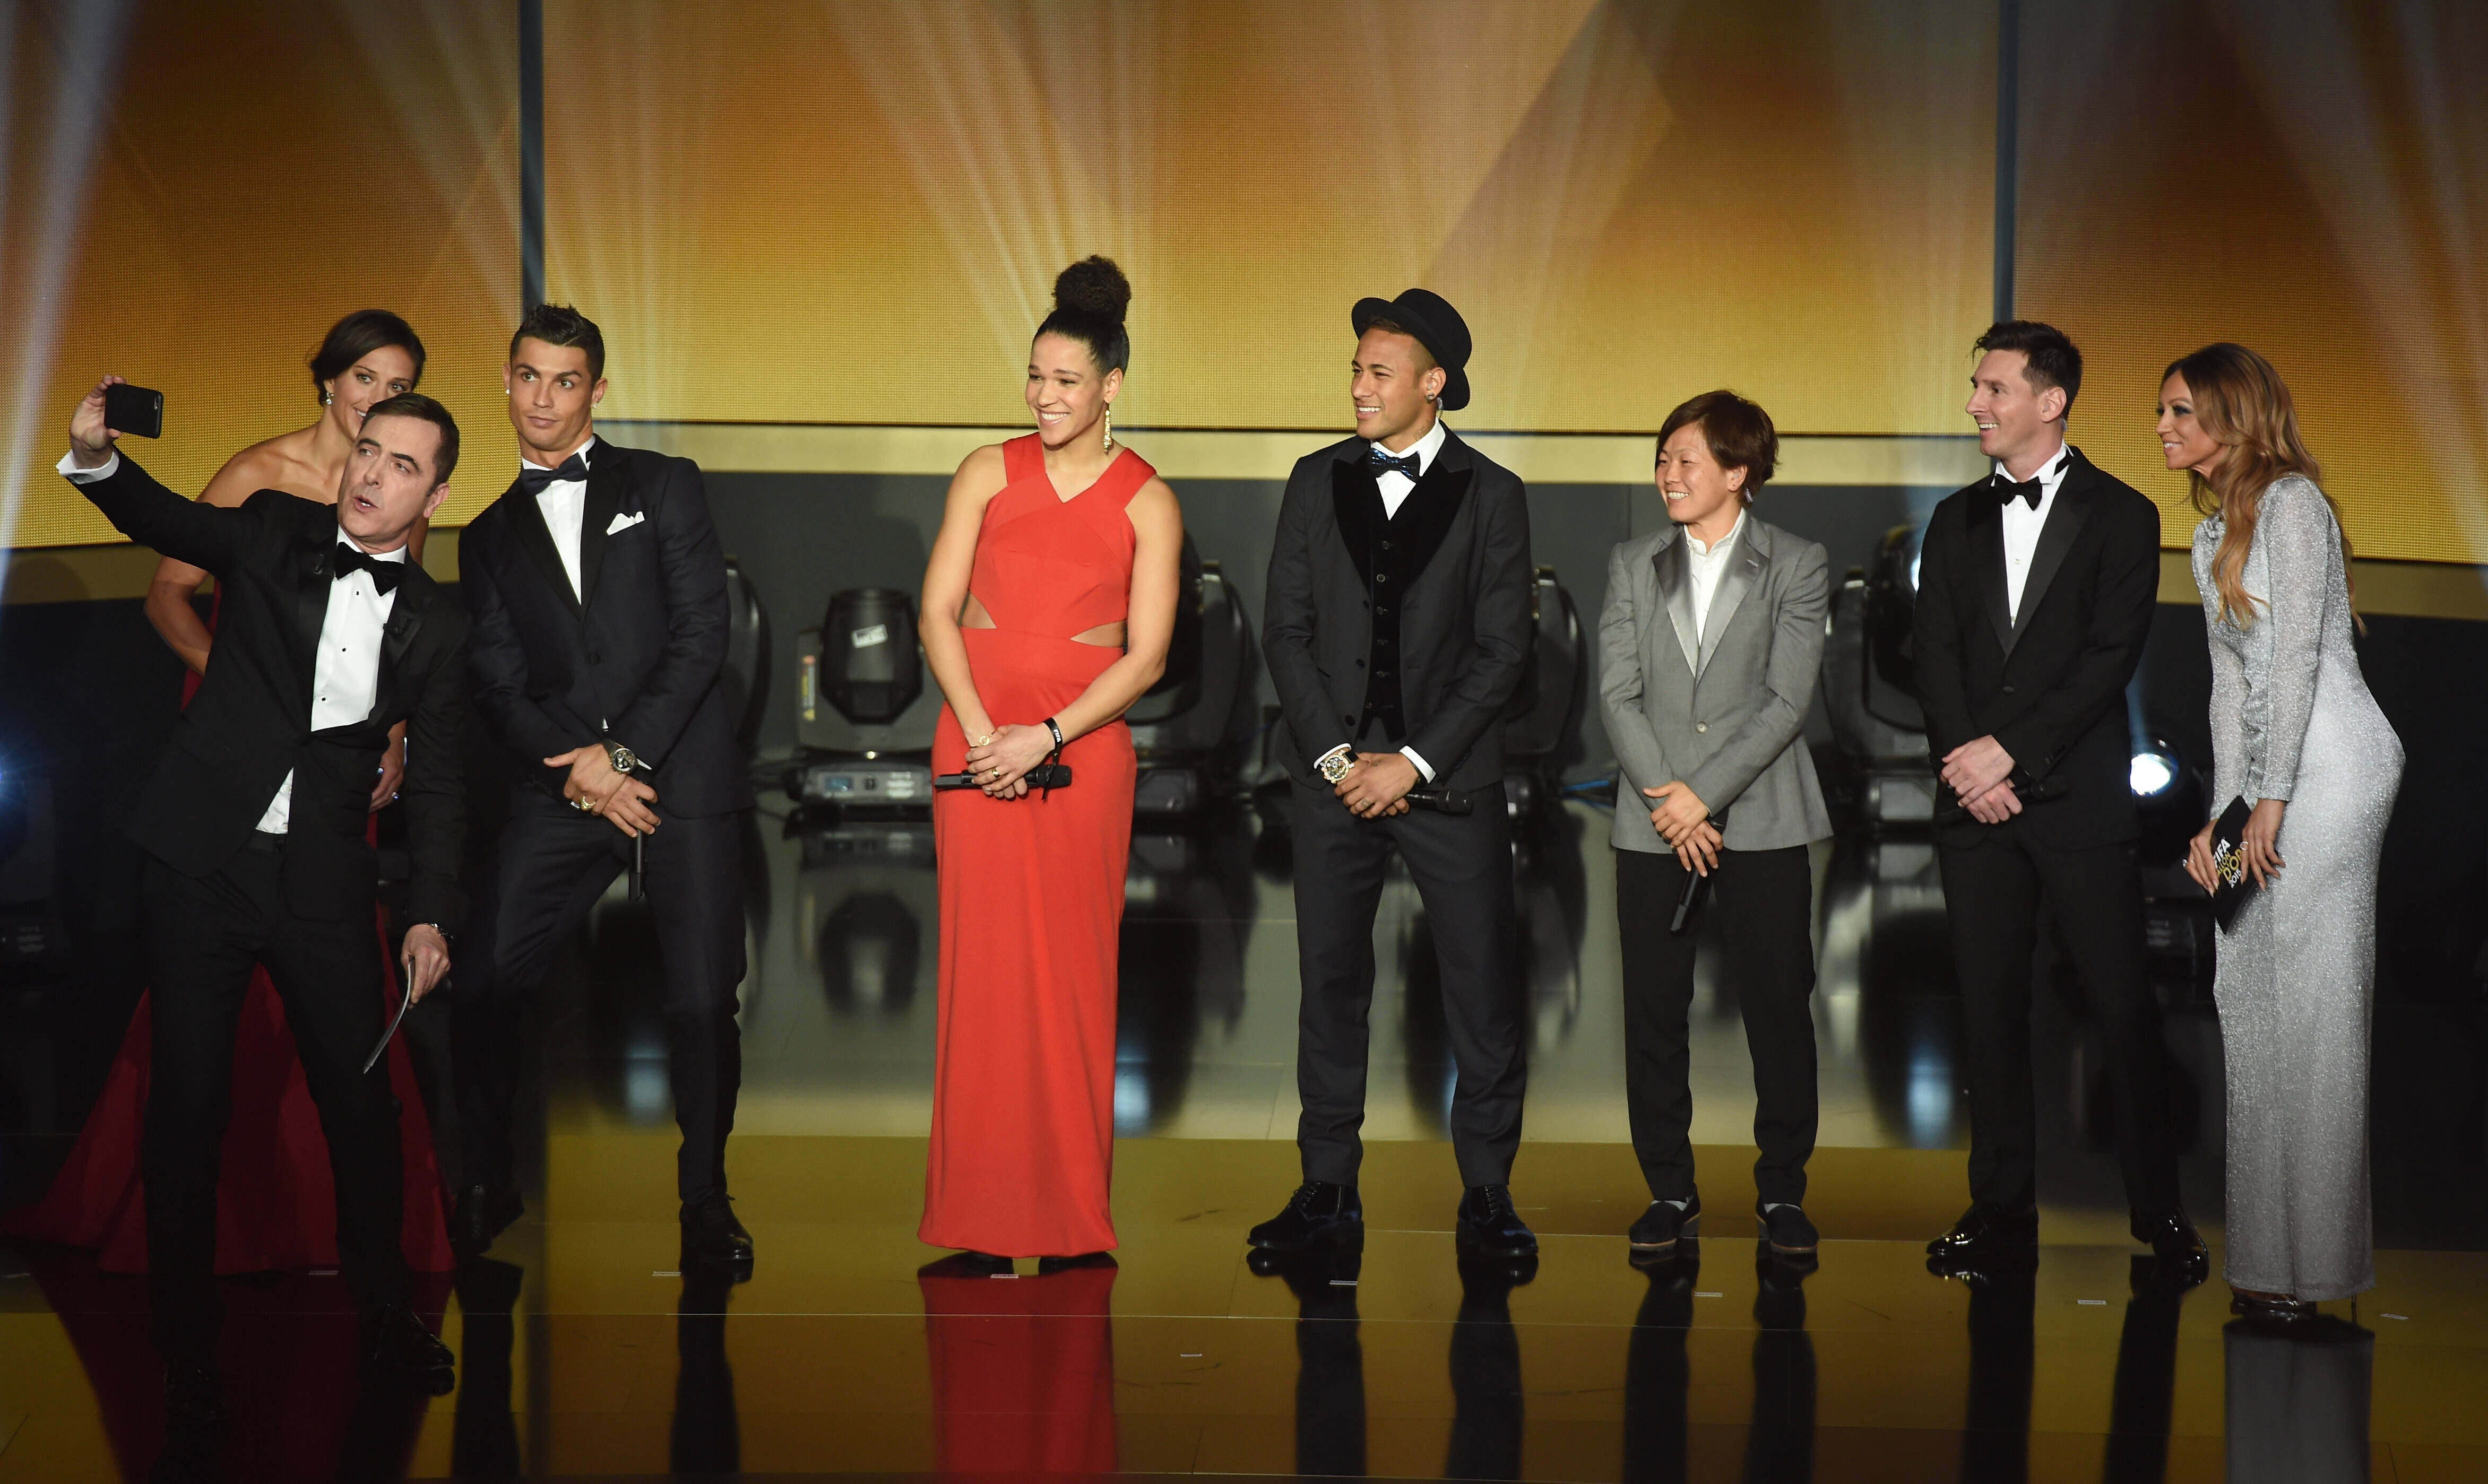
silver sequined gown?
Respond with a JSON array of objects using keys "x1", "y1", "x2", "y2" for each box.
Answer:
[{"x1": 2194, "y1": 476, "x2": 2401, "y2": 1301}]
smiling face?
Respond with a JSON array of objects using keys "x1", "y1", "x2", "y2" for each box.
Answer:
[
  {"x1": 503, "y1": 338, "x2": 605, "y2": 463},
  {"x1": 1350, "y1": 327, "x2": 1445, "y2": 450},
  {"x1": 1656, "y1": 422, "x2": 1747, "y2": 533},
  {"x1": 321, "y1": 344, "x2": 419, "y2": 438},
  {"x1": 1025, "y1": 331, "x2": 1120, "y2": 450},
  {"x1": 1966, "y1": 348, "x2": 2068, "y2": 473},
  {"x1": 335, "y1": 412, "x2": 452, "y2": 551},
  {"x1": 2156, "y1": 371, "x2": 2226, "y2": 476}
]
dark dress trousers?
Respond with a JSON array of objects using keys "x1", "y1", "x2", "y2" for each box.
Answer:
[
  {"x1": 456, "y1": 438, "x2": 753, "y2": 1203},
  {"x1": 68, "y1": 456, "x2": 469, "y2": 1352},
  {"x1": 1264, "y1": 429, "x2": 1534, "y2": 1187},
  {"x1": 1910, "y1": 444, "x2": 2178, "y2": 1217}
]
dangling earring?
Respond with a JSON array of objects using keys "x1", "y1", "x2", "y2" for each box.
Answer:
[
  {"x1": 1102, "y1": 405, "x2": 1114, "y2": 453},
  {"x1": 322, "y1": 389, "x2": 333, "y2": 406}
]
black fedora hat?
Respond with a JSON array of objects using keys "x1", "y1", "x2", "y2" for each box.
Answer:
[{"x1": 1352, "y1": 288, "x2": 1472, "y2": 411}]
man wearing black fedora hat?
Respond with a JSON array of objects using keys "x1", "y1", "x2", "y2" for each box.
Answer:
[{"x1": 1254, "y1": 289, "x2": 1539, "y2": 1260}]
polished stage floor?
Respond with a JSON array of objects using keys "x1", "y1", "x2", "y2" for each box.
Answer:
[{"x1": 2, "y1": 798, "x2": 2483, "y2": 1481}]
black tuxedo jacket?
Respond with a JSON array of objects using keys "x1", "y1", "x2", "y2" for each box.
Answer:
[
  {"x1": 73, "y1": 456, "x2": 469, "y2": 930},
  {"x1": 460, "y1": 438, "x2": 751, "y2": 817},
  {"x1": 1911, "y1": 445, "x2": 2161, "y2": 849},
  {"x1": 1264, "y1": 429, "x2": 1534, "y2": 791}
]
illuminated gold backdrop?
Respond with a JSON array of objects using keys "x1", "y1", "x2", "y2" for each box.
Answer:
[{"x1": 4, "y1": 0, "x2": 517, "y2": 549}]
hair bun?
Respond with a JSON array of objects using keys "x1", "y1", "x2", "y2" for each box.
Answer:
[{"x1": 1053, "y1": 256, "x2": 1130, "y2": 325}]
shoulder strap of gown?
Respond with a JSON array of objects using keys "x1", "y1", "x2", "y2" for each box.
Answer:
[{"x1": 1001, "y1": 434, "x2": 1042, "y2": 488}]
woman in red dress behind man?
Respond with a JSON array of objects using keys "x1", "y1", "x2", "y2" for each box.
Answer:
[
  {"x1": 915, "y1": 257, "x2": 1183, "y2": 1268},
  {"x1": 7, "y1": 311, "x2": 453, "y2": 1275}
]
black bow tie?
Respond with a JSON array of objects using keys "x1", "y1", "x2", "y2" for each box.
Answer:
[
  {"x1": 1994, "y1": 473, "x2": 2045, "y2": 510},
  {"x1": 516, "y1": 452, "x2": 589, "y2": 497},
  {"x1": 333, "y1": 542, "x2": 407, "y2": 594},
  {"x1": 1368, "y1": 446, "x2": 1422, "y2": 482}
]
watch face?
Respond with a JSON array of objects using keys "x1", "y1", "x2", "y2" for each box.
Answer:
[{"x1": 1319, "y1": 753, "x2": 1353, "y2": 784}]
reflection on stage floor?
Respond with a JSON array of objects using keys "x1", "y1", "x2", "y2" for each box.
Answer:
[{"x1": 1, "y1": 797, "x2": 2481, "y2": 1481}]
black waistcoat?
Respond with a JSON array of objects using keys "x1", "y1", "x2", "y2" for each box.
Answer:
[{"x1": 1331, "y1": 452, "x2": 1474, "y2": 742}]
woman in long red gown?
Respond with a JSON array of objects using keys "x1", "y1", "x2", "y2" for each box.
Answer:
[
  {"x1": 6, "y1": 310, "x2": 452, "y2": 1275},
  {"x1": 916, "y1": 257, "x2": 1183, "y2": 1263}
]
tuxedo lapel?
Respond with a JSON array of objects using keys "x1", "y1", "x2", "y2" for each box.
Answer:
[
  {"x1": 1697, "y1": 523, "x2": 1768, "y2": 676},
  {"x1": 1388, "y1": 435, "x2": 1475, "y2": 583},
  {"x1": 291, "y1": 519, "x2": 334, "y2": 692},
  {"x1": 1966, "y1": 490, "x2": 2015, "y2": 655},
  {"x1": 368, "y1": 568, "x2": 436, "y2": 724},
  {"x1": 2010, "y1": 455, "x2": 2096, "y2": 650},
  {"x1": 1329, "y1": 454, "x2": 1382, "y2": 590},
  {"x1": 577, "y1": 452, "x2": 626, "y2": 612},
  {"x1": 503, "y1": 476, "x2": 582, "y2": 617},
  {"x1": 1651, "y1": 531, "x2": 1698, "y2": 675}
]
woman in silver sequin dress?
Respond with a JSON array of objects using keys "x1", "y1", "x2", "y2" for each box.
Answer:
[{"x1": 2161, "y1": 344, "x2": 2402, "y2": 1321}]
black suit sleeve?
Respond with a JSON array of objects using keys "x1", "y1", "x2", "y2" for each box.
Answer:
[
  {"x1": 403, "y1": 604, "x2": 470, "y2": 935},
  {"x1": 1993, "y1": 491, "x2": 2159, "y2": 782},
  {"x1": 1911, "y1": 498, "x2": 1976, "y2": 770},
  {"x1": 608, "y1": 456, "x2": 731, "y2": 771},
  {"x1": 462, "y1": 519, "x2": 589, "y2": 790},
  {"x1": 1405, "y1": 473, "x2": 1533, "y2": 775},
  {"x1": 68, "y1": 455, "x2": 249, "y2": 573},
  {"x1": 1263, "y1": 457, "x2": 1350, "y2": 771}
]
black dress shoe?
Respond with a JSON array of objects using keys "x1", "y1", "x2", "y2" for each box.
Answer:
[
  {"x1": 162, "y1": 1353, "x2": 227, "y2": 1426},
  {"x1": 1247, "y1": 1181, "x2": 1363, "y2": 1250},
  {"x1": 361, "y1": 1305, "x2": 456, "y2": 1394},
  {"x1": 681, "y1": 1191, "x2": 755, "y2": 1275},
  {"x1": 1628, "y1": 1193, "x2": 1700, "y2": 1252},
  {"x1": 452, "y1": 1180, "x2": 525, "y2": 1253},
  {"x1": 1926, "y1": 1203, "x2": 2038, "y2": 1261},
  {"x1": 1455, "y1": 1184, "x2": 1539, "y2": 1259},
  {"x1": 1036, "y1": 1252, "x2": 1119, "y2": 1275},
  {"x1": 2131, "y1": 1209, "x2": 2210, "y2": 1284},
  {"x1": 1757, "y1": 1202, "x2": 1819, "y2": 1256}
]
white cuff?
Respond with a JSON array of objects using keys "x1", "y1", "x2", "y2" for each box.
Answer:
[
  {"x1": 58, "y1": 447, "x2": 118, "y2": 483},
  {"x1": 1315, "y1": 742, "x2": 1352, "y2": 767},
  {"x1": 1400, "y1": 745, "x2": 1435, "y2": 782}
]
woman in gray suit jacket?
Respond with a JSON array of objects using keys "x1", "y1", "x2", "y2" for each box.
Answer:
[{"x1": 1596, "y1": 390, "x2": 1833, "y2": 1260}]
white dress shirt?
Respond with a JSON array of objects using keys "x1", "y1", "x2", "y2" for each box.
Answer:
[
  {"x1": 1363, "y1": 415, "x2": 1452, "y2": 780},
  {"x1": 525, "y1": 435, "x2": 598, "y2": 597},
  {"x1": 1371, "y1": 415, "x2": 1447, "y2": 520},
  {"x1": 1681, "y1": 510, "x2": 1747, "y2": 644},
  {"x1": 1997, "y1": 441, "x2": 2072, "y2": 622},
  {"x1": 59, "y1": 448, "x2": 403, "y2": 832}
]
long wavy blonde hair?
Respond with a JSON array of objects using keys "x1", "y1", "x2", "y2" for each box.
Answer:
[{"x1": 2163, "y1": 343, "x2": 2356, "y2": 630}]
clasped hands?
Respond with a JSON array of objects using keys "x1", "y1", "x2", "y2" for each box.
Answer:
[
  {"x1": 2184, "y1": 797, "x2": 2286, "y2": 893},
  {"x1": 1941, "y1": 735, "x2": 2024, "y2": 825},
  {"x1": 1337, "y1": 751, "x2": 1418, "y2": 819},
  {"x1": 963, "y1": 722, "x2": 1055, "y2": 799},
  {"x1": 1644, "y1": 781, "x2": 1721, "y2": 874},
  {"x1": 548, "y1": 745, "x2": 660, "y2": 836}
]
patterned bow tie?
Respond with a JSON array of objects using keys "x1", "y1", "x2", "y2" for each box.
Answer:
[
  {"x1": 1368, "y1": 446, "x2": 1422, "y2": 482},
  {"x1": 516, "y1": 452, "x2": 589, "y2": 497},
  {"x1": 333, "y1": 542, "x2": 407, "y2": 594},
  {"x1": 1994, "y1": 473, "x2": 2044, "y2": 510}
]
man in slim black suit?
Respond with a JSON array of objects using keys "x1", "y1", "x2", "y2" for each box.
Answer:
[
  {"x1": 1253, "y1": 289, "x2": 1538, "y2": 1259},
  {"x1": 1911, "y1": 321, "x2": 2206, "y2": 1279},
  {"x1": 452, "y1": 303, "x2": 754, "y2": 1271},
  {"x1": 57, "y1": 378, "x2": 467, "y2": 1420}
]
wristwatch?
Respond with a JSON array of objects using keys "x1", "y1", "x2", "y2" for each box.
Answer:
[
  {"x1": 600, "y1": 740, "x2": 644, "y2": 775},
  {"x1": 1317, "y1": 745, "x2": 1357, "y2": 785}
]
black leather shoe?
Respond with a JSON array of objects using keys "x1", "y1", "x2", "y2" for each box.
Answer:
[
  {"x1": 1628, "y1": 1193, "x2": 1701, "y2": 1251},
  {"x1": 2132, "y1": 1208, "x2": 2209, "y2": 1285},
  {"x1": 361, "y1": 1305, "x2": 456, "y2": 1394},
  {"x1": 1758, "y1": 1202, "x2": 1819, "y2": 1256},
  {"x1": 681, "y1": 1191, "x2": 755, "y2": 1276},
  {"x1": 1247, "y1": 1181, "x2": 1364, "y2": 1250},
  {"x1": 1455, "y1": 1185, "x2": 1539, "y2": 1259},
  {"x1": 452, "y1": 1180, "x2": 525, "y2": 1254},
  {"x1": 162, "y1": 1352, "x2": 227, "y2": 1426},
  {"x1": 1036, "y1": 1252, "x2": 1118, "y2": 1276},
  {"x1": 1926, "y1": 1203, "x2": 2038, "y2": 1261}
]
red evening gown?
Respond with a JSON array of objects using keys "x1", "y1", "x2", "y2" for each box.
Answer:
[
  {"x1": 919, "y1": 434, "x2": 1146, "y2": 1257},
  {"x1": 4, "y1": 595, "x2": 452, "y2": 1275}
]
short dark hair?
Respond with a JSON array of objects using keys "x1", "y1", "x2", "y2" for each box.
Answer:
[
  {"x1": 510, "y1": 302, "x2": 606, "y2": 381},
  {"x1": 1974, "y1": 319, "x2": 2083, "y2": 411},
  {"x1": 1656, "y1": 389, "x2": 1778, "y2": 500},
  {"x1": 309, "y1": 309, "x2": 425, "y2": 404},
  {"x1": 363, "y1": 392, "x2": 459, "y2": 486}
]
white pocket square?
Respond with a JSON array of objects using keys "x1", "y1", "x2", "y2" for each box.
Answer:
[{"x1": 605, "y1": 510, "x2": 646, "y2": 535}]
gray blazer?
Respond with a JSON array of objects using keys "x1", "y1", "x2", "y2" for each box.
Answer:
[{"x1": 1598, "y1": 515, "x2": 1833, "y2": 853}]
